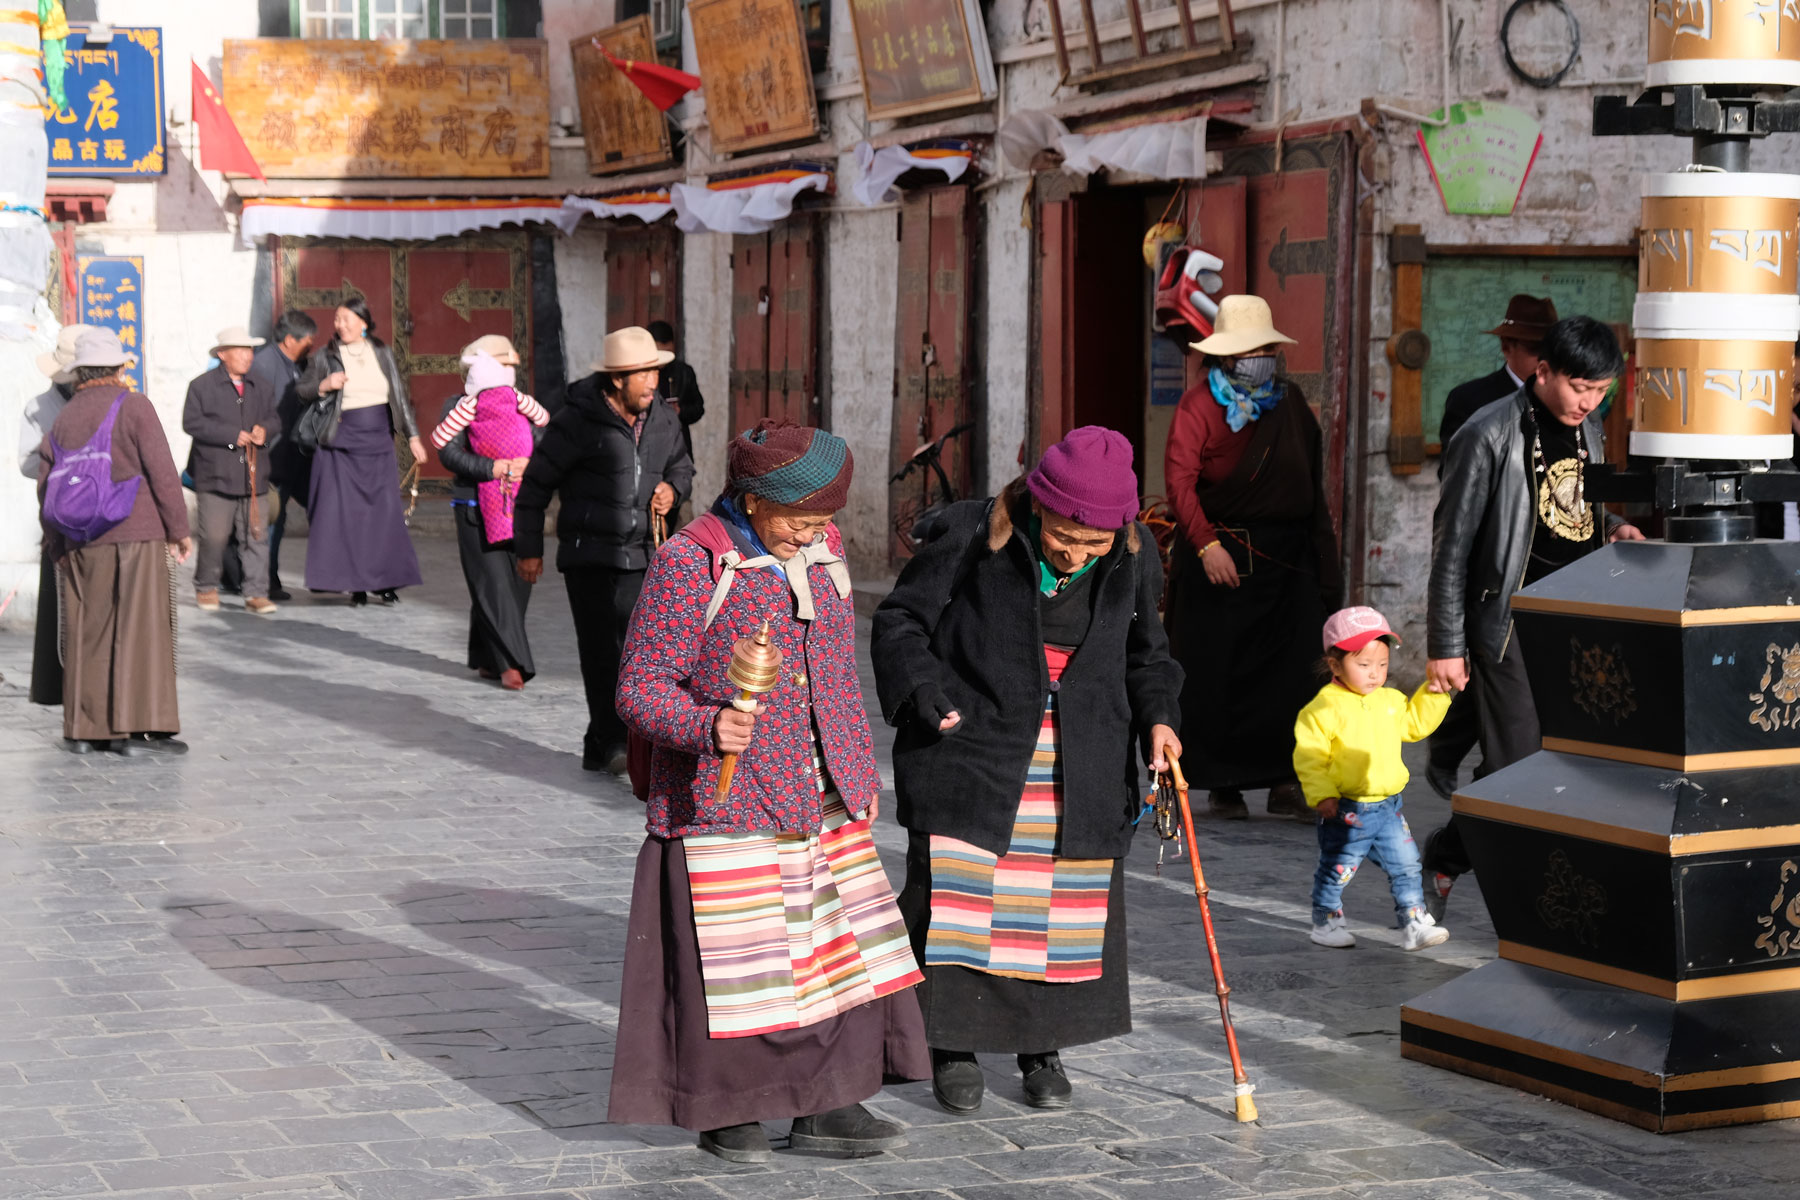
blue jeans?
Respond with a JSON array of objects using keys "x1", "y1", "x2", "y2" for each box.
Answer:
[{"x1": 1310, "y1": 795, "x2": 1426, "y2": 925}]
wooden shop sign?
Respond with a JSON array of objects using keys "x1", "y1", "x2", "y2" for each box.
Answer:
[
  {"x1": 845, "y1": 0, "x2": 995, "y2": 120},
  {"x1": 570, "y1": 17, "x2": 674, "y2": 176},
  {"x1": 686, "y1": 0, "x2": 819, "y2": 155},
  {"x1": 221, "y1": 38, "x2": 550, "y2": 178}
]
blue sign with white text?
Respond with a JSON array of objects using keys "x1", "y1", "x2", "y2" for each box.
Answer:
[
  {"x1": 76, "y1": 257, "x2": 147, "y2": 394},
  {"x1": 45, "y1": 27, "x2": 166, "y2": 177}
]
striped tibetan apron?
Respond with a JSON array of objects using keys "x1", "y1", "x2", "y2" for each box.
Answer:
[
  {"x1": 922, "y1": 645, "x2": 1112, "y2": 983},
  {"x1": 683, "y1": 752, "x2": 922, "y2": 1039}
]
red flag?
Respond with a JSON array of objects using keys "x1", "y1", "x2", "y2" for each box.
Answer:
[
  {"x1": 190, "y1": 60, "x2": 265, "y2": 182},
  {"x1": 594, "y1": 39, "x2": 701, "y2": 112}
]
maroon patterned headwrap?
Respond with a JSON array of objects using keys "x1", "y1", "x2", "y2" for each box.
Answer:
[{"x1": 726, "y1": 420, "x2": 854, "y2": 512}]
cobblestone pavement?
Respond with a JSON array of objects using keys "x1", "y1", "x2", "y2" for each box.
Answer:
[{"x1": 2, "y1": 533, "x2": 1797, "y2": 1200}]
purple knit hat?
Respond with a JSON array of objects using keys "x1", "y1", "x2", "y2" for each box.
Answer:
[{"x1": 1027, "y1": 425, "x2": 1141, "y2": 530}]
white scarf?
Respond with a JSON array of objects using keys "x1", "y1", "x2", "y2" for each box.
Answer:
[{"x1": 702, "y1": 536, "x2": 852, "y2": 629}]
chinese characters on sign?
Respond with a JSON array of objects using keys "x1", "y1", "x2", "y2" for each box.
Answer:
[
  {"x1": 686, "y1": 0, "x2": 819, "y2": 155},
  {"x1": 76, "y1": 256, "x2": 146, "y2": 394},
  {"x1": 46, "y1": 27, "x2": 166, "y2": 177},
  {"x1": 1416, "y1": 101, "x2": 1543, "y2": 217},
  {"x1": 570, "y1": 17, "x2": 673, "y2": 176},
  {"x1": 845, "y1": 0, "x2": 993, "y2": 120},
  {"x1": 221, "y1": 39, "x2": 550, "y2": 178}
]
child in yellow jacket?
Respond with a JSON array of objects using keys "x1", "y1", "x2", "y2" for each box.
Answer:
[{"x1": 1295, "y1": 606, "x2": 1452, "y2": 951}]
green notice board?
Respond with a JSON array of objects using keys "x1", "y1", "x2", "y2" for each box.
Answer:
[{"x1": 1422, "y1": 255, "x2": 1637, "y2": 447}]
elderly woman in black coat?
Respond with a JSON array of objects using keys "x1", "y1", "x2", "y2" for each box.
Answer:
[{"x1": 873, "y1": 425, "x2": 1183, "y2": 1116}]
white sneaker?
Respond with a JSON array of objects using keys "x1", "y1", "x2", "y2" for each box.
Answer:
[
  {"x1": 1401, "y1": 913, "x2": 1450, "y2": 950},
  {"x1": 1310, "y1": 913, "x2": 1355, "y2": 948}
]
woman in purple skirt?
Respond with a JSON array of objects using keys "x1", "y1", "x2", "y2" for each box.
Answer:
[{"x1": 295, "y1": 298, "x2": 423, "y2": 605}]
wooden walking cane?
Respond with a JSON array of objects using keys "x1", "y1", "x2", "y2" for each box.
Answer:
[
  {"x1": 1155, "y1": 752, "x2": 1259, "y2": 1122},
  {"x1": 713, "y1": 620, "x2": 783, "y2": 802},
  {"x1": 245, "y1": 443, "x2": 262, "y2": 539}
]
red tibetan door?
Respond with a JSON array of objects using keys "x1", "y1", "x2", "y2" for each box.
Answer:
[
  {"x1": 403, "y1": 234, "x2": 532, "y2": 477},
  {"x1": 729, "y1": 216, "x2": 819, "y2": 441},
  {"x1": 607, "y1": 224, "x2": 680, "y2": 332},
  {"x1": 889, "y1": 187, "x2": 975, "y2": 564}
]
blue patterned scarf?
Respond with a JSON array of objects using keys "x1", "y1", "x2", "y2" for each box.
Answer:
[{"x1": 1209, "y1": 366, "x2": 1282, "y2": 433}]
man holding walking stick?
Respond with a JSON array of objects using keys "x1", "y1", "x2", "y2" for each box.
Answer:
[{"x1": 183, "y1": 326, "x2": 279, "y2": 616}]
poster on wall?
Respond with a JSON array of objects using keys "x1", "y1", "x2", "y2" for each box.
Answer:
[
  {"x1": 221, "y1": 39, "x2": 550, "y2": 178},
  {"x1": 686, "y1": 0, "x2": 819, "y2": 155},
  {"x1": 75, "y1": 256, "x2": 146, "y2": 394},
  {"x1": 570, "y1": 17, "x2": 674, "y2": 175},
  {"x1": 1417, "y1": 101, "x2": 1542, "y2": 216},
  {"x1": 46, "y1": 26, "x2": 166, "y2": 176},
  {"x1": 845, "y1": 0, "x2": 995, "y2": 120}
]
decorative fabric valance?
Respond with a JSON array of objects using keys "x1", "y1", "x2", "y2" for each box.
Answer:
[
  {"x1": 671, "y1": 165, "x2": 832, "y2": 235},
  {"x1": 851, "y1": 140, "x2": 975, "y2": 206},
  {"x1": 561, "y1": 191, "x2": 676, "y2": 226},
  {"x1": 237, "y1": 197, "x2": 580, "y2": 247},
  {"x1": 998, "y1": 112, "x2": 1209, "y2": 182}
]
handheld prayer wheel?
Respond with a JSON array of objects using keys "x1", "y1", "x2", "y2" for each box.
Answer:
[
  {"x1": 1647, "y1": 0, "x2": 1800, "y2": 89},
  {"x1": 714, "y1": 619, "x2": 784, "y2": 803}
]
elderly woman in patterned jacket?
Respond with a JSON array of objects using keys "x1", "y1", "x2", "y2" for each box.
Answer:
[{"x1": 609, "y1": 421, "x2": 929, "y2": 1164}]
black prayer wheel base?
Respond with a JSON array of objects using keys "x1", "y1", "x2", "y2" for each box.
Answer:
[{"x1": 1401, "y1": 959, "x2": 1800, "y2": 1132}]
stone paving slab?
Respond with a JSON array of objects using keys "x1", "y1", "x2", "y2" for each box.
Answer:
[{"x1": 0, "y1": 533, "x2": 1797, "y2": 1198}]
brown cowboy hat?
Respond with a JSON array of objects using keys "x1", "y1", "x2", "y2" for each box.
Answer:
[
  {"x1": 1485, "y1": 294, "x2": 1558, "y2": 341},
  {"x1": 594, "y1": 326, "x2": 674, "y2": 374}
]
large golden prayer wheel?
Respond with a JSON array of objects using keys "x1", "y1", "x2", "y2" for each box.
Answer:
[
  {"x1": 1640, "y1": 173, "x2": 1800, "y2": 297},
  {"x1": 1633, "y1": 333, "x2": 1796, "y2": 459},
  {"x1": 1647, "y1": 0, "x2": 1800, "y2": 88}
]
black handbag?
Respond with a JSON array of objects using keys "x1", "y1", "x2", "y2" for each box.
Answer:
[{"x1": 294, "y1": 394, "x2": 339, "y2": 454}]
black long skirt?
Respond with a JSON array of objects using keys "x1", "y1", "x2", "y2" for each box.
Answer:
[
  {"x1": 29, "y1": 548, "x2": 61, "y2": 706},
  {"x1": 453, "y1": 503, "x2": 534, "y2": 680},
  {"x1": 304, "y1": 406, "x2": 423, "y2": 594},
  {"x1": 1167, "y1": 520, "x2": 1324, "y2": 790},
  {"x1": 896, "y1": 833, "x2": 1131, "y2": 1055},
  {"x1": 607, "y1": 836, "x2": 930, "y2": 1131}
]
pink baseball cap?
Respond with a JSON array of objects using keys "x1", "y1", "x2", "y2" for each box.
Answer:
[{"x1": 1322, "y1": 606, "x2": 1399, "y2": 653}]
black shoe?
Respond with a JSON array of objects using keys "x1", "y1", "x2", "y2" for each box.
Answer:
[
  {"x1": 117, "y1": 734, "x2": 189, "y2": 758},
  {"x1": 65, "y1": 738, "x2": 110, "y2": 755},
  {"x1": 788, "y1": 1103, "x2": 907, "y2": 1154},
  {"x1": 350, "y1": 591, "x2": 368, "y2": 607},
  {"x1": 697, "y1": 1122, "x2": 772, "y2": 1164},
  {"x1": 1425, "y1": 764, "x2": 1458, "y2": 802},
  {"x1": 1208, "y1": 788, "x2": 1249, "y2": 821},
  {"x1": 1018, "y1": 1052, "x2": 1072, "y2": 1109},
  {"x1": 268, "y1": 586, "x2": 292, "y2": 603},
  {"x1": 603, "y1": 744, "x2": 629, "y2": 776},
  {"x1": 377, "y1": 589, "x2": 400, "y2": 606},
  {"x1": 1266, "y1": 782, "x2": 1314, "y2": 822},
  {"x1": 931, "y1": 1050, "x2": 984, "y2": 1114}
]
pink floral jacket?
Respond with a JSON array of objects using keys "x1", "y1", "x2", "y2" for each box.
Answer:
[{"x1": 616, "y1": 524, "x2": 881, "y2": 837}]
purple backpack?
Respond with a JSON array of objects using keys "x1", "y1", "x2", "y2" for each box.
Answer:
[{"x1": 42, "y1": 389, "x2": 142, "y2": 545}]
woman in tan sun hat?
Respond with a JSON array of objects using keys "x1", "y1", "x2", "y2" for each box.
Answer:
[{"x1": 1162, "y1": 294, "x2": 1341, "y2": 822}]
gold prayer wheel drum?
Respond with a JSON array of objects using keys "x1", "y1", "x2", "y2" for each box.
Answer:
[
  {"x1": 1640, "y1": 174, "x2": 1800, "y2": 297},
  {"x1": 726, "y1": 620, "x2": 785, "y2": 695},
  {"x1": 1647, "y1": 0, "x2": 1800, "y2": 88},
  {"x1": 1632, "y1": 336, "x2": 1797, "y2": 460}
]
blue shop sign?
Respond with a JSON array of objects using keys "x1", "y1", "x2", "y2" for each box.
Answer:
[
  {"x1": 46, "y1": 27, "x2": 166, "y2": 177},
  {"x1": 76, "y1": 256, "x2": 147, "y2": 394}
]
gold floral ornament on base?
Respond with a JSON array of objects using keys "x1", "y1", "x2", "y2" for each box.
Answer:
[
  {"x1": 1749, "y1": 643, "x2": 1800, "y2": 732},
  {"x1": 1569, "y1": 638, "x2": 1637, "y2": 724}
]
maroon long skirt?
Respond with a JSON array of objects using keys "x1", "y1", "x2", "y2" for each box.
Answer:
[{"x1": 606, "y1": 836, "x2": 930, "y2": 1131}]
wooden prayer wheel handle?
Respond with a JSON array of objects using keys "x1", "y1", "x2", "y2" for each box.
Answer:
[{"x1": 713, "y1": 688, "x2": 759, "y2": 803}]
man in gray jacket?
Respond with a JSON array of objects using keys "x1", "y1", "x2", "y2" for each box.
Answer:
[
  {"x1": 183, "y1": 326, "x2": 280, "y2": 614},
  {"x1": 1422, "y1": 317, "x2": 1644, "y2": 915}
]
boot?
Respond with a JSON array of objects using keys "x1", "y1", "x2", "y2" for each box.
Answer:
[
  {"x1": 930, "y1": 1049, "x2": 983, "y2": 1114},
  {"x1": 697, "y1": 1122, "x2": 771, "y2": 1163},
  {"x1": 1208, "y1": 788, "x2": 1249, "y2": 820},
  {"x1": 788, "y1": 1103, "x2": 907, "y2": 1154},
  {"x1": 1266, "y1": 782, "x2": 1313, "y2": 822}
]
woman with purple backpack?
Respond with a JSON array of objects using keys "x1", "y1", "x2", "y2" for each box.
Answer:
[{"x1": 35, "y1": 329, "x2": 192, "y2": 756}]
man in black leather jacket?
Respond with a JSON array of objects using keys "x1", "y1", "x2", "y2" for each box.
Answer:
[
  {"x1": 513, "y1": 327, "x2": 694, "y2": 773},
  {"x1": 1421, "y1": 317, "x2": 1644, "y2": 916}
]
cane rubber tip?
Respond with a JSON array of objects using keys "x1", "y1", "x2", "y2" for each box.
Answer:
[{"x1": 1235, "y1": 1094, "x2": 1259, "y2": 1123}]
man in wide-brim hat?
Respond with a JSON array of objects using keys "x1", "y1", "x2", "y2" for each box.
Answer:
[
  {"x1": 1438, "y1": 294, "x2": 1558, "y2": 453},
  {"x1": 515, "y1": 325, "x2": 693, "y2": 773},
  {"x1": 183, "y1": 325, "x2": 280, "y2": 615},
  {"x1": 18, "y1": 323, "x2": 97, "y2": 706}
]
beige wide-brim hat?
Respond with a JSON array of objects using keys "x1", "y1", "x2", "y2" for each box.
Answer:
[
  {"x1": 595, "y1": 326, "x2": 674, "y2": 374},
  {"x1": 69, "y1": 328, "x2": 130, "y2": 370},
  {"x1": 37, "y1": 323, "x2": 96, "y2": 380},
  {"x1": 462, "y1": 333, "x2": 521, "y2": 366},
  {"x1": 212, "y1": 325, "x2": 267, "y2": 353},
  {"x1": 1191, "y1": 294, "x2": 1299, "y2": 358}
]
